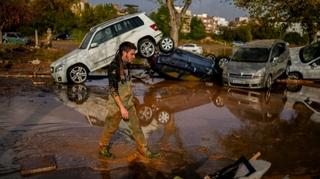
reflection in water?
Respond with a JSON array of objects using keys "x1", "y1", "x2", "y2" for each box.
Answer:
[
  {"x1": 219, "y1": 87, "x2": 287, "y2": 122},
  {"x1": 218, "y1": 85, "x2": 320, "y2": 175},
  {"x1": 54, "y1": 80, "x2": 225, "y2": 177},
  {"x1": 53, "y1": 81, "x2": 320, "y2": 176}
]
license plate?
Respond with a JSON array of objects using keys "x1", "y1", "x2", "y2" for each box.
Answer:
[{"x1": 232, "y1": 79, "x2": 246, "y2": 84}]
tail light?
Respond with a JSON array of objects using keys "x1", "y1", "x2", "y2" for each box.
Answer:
[{"x1": 150, "y1": 24, "x2": 159, "y2": 31}]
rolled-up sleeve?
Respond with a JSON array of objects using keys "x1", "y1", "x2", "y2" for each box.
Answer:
[{"x1": 108, "y1": 62, "x2": 119, "y2": 98}]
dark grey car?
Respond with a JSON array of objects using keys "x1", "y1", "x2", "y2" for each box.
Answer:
[{"x1": 222, "y1": 39, "x2": 291, "y2": 89}]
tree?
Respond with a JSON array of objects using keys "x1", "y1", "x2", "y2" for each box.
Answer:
[
  {"x1": 124, "y1": 4, "x2": 140, "y2": 14},
  {"x1": 150, "y1": 5, "x2": 170, "y2": 36},
  {"x1": 157, "y1": 0, "x2": 192, "y2": 44},
  {"x1": 189, "y1": 17, "x2": 206, "y2": 40},
  {"x1": 232, "y1": 0, "x2": 320, "y2": 43},
  {"x1": 30, "y1": 0, "x2": 79, "y2": 34},
  {"x1": 0, "y1": 0, "x2": 31, "y2": 44}
]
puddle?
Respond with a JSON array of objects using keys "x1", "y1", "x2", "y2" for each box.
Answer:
[{"x1": 1, "y1": 77, "x2": 320, "y2": 178}]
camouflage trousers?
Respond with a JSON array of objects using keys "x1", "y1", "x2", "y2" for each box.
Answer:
[{"x1": 100, "y1": 81, "x2": 148, "y2": 154}]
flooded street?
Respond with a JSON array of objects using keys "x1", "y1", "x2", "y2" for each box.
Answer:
[{"x1": 0, "y1": 77, "x2": 320, "y2": 178}]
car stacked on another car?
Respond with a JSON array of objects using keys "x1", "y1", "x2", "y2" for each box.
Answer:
[
  {"x1": 50, "y1": 12, "x2": 163, "y2": 83},
  {"x1": 178, "y1": 43, "x2": 203, "y2": 54},
  {"x1": 222, "y1": 39, "x2": 291, "y2": 89},
  {"x1": 288, "y1": 41, "x2": 320, "y2": 81},
  {"x1": 148, "y1": 37, "x2": 222, "y2": 82}
]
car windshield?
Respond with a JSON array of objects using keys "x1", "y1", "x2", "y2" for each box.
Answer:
[
  {"x1": 232, "y1": 47, "x2": 270, "y2": 62},
  {"x1": 79, "y1": 30, "x2": 95, "y2": 49},
  {"x1": 300, "y1": 42, "x2": 320, "y2": 63}
]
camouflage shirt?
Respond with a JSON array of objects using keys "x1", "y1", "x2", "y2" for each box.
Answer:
[{"x1": 108, "y1": 59, "x2": 130, "y2": 98}]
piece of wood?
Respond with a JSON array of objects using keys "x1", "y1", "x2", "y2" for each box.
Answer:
[{"x1": 20, "y1": 155, "x2": 57, "y2": 176}]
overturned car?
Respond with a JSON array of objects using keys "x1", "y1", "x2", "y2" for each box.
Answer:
[{"x1": 147, "y1": 37, "x2": 224, "y2": 82}]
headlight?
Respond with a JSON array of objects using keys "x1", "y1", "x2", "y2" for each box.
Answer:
[
  {"x1": 55, "y1": 62, "x2": 65, "y2": 72},
  {"x1": 254, "y1": 68, "x2": 266, "y2": 77}
]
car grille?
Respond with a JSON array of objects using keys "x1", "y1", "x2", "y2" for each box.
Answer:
[{"x1": 229, "y1": 73, "x2": 253, "y2": 79}]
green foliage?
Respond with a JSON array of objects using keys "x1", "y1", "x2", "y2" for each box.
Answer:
[
  {"x1": 189, "y1": 17, "x2": 206, "y2": 40},
  {"x1": 30, "y1": 0, "x2": 79, "y2": 34},
  {"x1": 149, "y1": 5, "x2": 170, "y2": 37},
  {"x1": 233, "y1": 0, "x2": 320, "y2": 43},
  {"x1": 71, "y1": 29, "x2": 86, "y2": 42},
  {"x1": 283, "y1": 32, "x2": 307, "y2": 45}
]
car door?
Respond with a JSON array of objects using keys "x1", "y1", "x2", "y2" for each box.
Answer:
[
  {"x1": 303, "y1": 58, "x2": 320, "y2": 79},
  {"x1": 87, "y1": 26, "x2": 118, "y2": 71},
  {"x1": 269, "y1": 44, "x2": 280, "y2": 78}
]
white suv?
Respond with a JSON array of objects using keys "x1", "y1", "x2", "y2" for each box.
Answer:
[{"x1": 50, "y1": 12, "x2": 163, "y2": 83}]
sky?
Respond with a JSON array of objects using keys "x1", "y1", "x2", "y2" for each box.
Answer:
[{"x1": 89, "y1": 0, "x2": 248, "y2": 21}]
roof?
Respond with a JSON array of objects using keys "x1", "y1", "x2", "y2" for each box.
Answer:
[
  {"x1": 90, "y1": 12, "x2": 145, "y2": 31},
  {"x1": 243, "y1": 39, "x2": 286, "y2": 48}
]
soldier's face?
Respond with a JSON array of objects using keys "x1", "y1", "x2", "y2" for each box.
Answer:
[{"x1": 123, "y1": 49, "x2": 136, "y2": 63}]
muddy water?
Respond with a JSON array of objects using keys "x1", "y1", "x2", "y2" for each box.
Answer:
[{"x1": 0, "y1": 77, "x2": 320, "y2": 178}]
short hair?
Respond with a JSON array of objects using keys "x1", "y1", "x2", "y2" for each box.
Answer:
[{"x1": 119, "y1": 42, "x2": 137, "y2": 53}]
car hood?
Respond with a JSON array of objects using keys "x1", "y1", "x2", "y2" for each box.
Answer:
[
  {"x1": 51, "y1": 48, "x2": 83, "y2": 66},
  {"x1": 226, "y1": 61, "x2": 266, "y2": 74}
]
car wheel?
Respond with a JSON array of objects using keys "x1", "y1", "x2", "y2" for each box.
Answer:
[
  {"x1": 265, "y1": 75, "x2": 273, "y2": 89},
  {"x1": 67, "y1": 64, "x2": 88, "y2": 84},
  {"x1": 67, "y1": 84, "x2": 89, "y2": 104},
  {"x1": 3, "y1": 39, "x2": 8, "y2": 44},
  {"x1": 137, "y1": 105, "x2": 153, "y2": 126},
  {"x1": 157, "y1": 110, "x2": 171, "y2": 125},
  {"x1": 212, "y1": 96, "x2": 224, "y2": 107},
  {"x1": 138, "y1": 38, "x2": 156, "y2": 58},
  {"x1": 218, "y1": 58, "x2": 229, "y2": 68},
  {"x1": 263, "y1": 89, "x2": 271, "y2": 104},
  {"x1": 288, "y1": 72, "x2": 302, "y2": 80},
  {"x1": 159, "y1": 37, "x2": 174, "y2": 53}
]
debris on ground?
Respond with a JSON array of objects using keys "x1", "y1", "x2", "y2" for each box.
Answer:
[{"x1": 20, "y1": 155, "x2": 57, "y2": 176}]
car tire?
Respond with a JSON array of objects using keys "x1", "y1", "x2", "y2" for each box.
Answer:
[
  {"x1": 67, "y1": 64, "x2": 88, "y2": 84},
  {"x1": 67, "y1": 84, "x2": 89, "y2": 104},
  {"x1": 137, "y1": 105, "x2": 153, "y2": 126},
  {"x1": 157, "y1": 110, "x2": 171, "y2": 125},
  {"x1": 288, "y1": 72, "x2": 302, "y2": 80},
  {"x1": 265, "y1": 75, "x2": 273, "y2": 89},
  {"x1": 138, "y1": 38, "x2": 156, "y2": 58},
  {"x1": 159, "y1": 37, "x2": 174, "y2": 53},
  {"x1": 3, "y1": 39, "x2": 8, "y2": 44}
]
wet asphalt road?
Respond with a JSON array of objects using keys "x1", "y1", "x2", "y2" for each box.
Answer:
[{"x1": 0, "y1": 77, "x2": 320, "y2": 179}]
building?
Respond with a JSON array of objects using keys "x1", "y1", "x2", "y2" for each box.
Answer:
[
  {"x1": 193, "y1": 14, "x2": 229, "y2": 34},
  {"x1": 71, "y1": 0, "x2": 87, "y2": 15}
]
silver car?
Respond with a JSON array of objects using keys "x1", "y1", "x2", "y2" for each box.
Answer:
[
  {"x1": 288, "y1": 41, "x2": 320, "y2": 80},
  {"x1": 222, "y1": 39, "x2": 290, "y2": 89}
]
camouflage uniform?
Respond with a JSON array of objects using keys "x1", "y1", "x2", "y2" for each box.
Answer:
[{"x1": 100, "y1": 59, "x2": 148, "y2": 155}]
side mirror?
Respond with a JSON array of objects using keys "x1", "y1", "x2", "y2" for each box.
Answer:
[
  {"x1": 311, "y1": 62, "x2": 318, "y2": 68},
  {"x1": 90, "y1": 43, "x2": 98, "y2": 49}
]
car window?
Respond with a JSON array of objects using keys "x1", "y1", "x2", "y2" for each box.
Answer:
[
  {"x1": 184, "y1": 44, "x2": 195, "y2": 47},
  {"x1": 232, "y1": 47, "x2": 270, "y2": 62},
  {"x1": 300, "y1": 42, "x2": 320, "y2": 63},
  {"x1": 114, "y1": 21, "x2": 128, "y2": 35},
  {"x1": 271, "y1": 43, "x2": 285, "y2": 59},
  {"x1": 129, "y1": 17, "x2": 144, "y2": 28},
  {"x1": 91, "y1": 27, "x2": 115, "y2": 45},
  {"x1": 79, "y1": 30, "x2": 95, "y2": 49}
]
